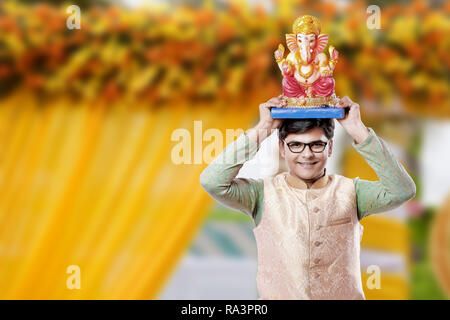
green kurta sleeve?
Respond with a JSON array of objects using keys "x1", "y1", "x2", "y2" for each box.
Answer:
[
  {"x1": 352, "y1": 127, "x2": 416, "y2": 220},
  {"x1": 199, "y1": 132, "x2": 264, "y2": 226}
]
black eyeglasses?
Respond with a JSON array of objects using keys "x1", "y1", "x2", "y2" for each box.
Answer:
[{"x1": 282, "y1": 139, "x2": 328, "y2": 153}]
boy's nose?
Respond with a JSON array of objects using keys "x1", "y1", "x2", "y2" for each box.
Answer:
[{"x1": 299, "y1": 148, "x2": 314, "y2": 159}]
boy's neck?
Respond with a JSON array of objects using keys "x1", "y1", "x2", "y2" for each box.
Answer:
[{"x1": 286, "y1": 168, "x2": 328, "y2": 190}]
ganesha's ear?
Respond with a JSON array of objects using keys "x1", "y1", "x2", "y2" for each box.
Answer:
[
  {"x1": 314, "y1": 33, "x2": 328, "y2": 56},
  {"x1": 286, "y1": 34, "x2": 298, "y2": 52}
]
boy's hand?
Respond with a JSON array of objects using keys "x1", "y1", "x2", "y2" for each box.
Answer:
[
  {"x1": 246, "y1": 95, "x2": 286, "y2": 144},
  {"x1": 337, "y1": 96, "x2": 369, "y2": 144},
  {"x1": 257, "y1": 95, "x2": 285, "y2": 130}
]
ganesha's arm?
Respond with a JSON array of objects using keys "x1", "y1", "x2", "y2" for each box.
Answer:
[
  {"x1": 317, "y1": 53, "x2": 332, "y2": 76},
  {"x1": 276, "y1": 58, "x2": 286, "y2": 73}
]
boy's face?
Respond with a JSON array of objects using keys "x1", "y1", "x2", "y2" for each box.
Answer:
[{"x1": 279, "y1": 127, "x2": 333, "y2": 181}]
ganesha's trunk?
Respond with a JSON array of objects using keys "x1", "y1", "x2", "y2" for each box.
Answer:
[{"x1": 299, "y1": 44, "x2": 312, "y2": 63}]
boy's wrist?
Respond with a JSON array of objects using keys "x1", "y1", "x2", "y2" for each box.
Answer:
[
  {"x1": 246, "y1": 123, "x2": 273, "y2": 145},
  {"x1": 347, "y1": 121, "x2": 370, "y2": 145}
]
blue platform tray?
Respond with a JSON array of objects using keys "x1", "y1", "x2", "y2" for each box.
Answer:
[{"x1": 271, "y1": 107, "x2": 345, "y2": 119}]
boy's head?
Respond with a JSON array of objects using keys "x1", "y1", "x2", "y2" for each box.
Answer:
[{"x1": 278, "y1": 118, "x2": 335, "y2": 181}]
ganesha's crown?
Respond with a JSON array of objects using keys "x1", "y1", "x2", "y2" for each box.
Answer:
[{"x1": 292, "y1": 15, "x2": 321, "y2": 35}]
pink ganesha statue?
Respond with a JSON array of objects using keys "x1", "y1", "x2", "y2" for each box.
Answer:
[{"x1": 274, "y1": 15, "x2": 340, "y2": 108}]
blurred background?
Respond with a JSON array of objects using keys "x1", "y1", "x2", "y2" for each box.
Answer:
[{"x1": 0, "y1": 0, "x2": 448, "y2": 299}]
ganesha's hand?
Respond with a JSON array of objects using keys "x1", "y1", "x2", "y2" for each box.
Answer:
[
  {"x1": 282, "y1": 61, "x2": 294, "y2": 77},
  {"x1": 328, "y1": 46, "x2": 338, "y2": 70},
  {"x1": 274, "y1": 44, "x2": 285, "y2": 63},
  {"x1": 320, "y1": 68, "x2": 332, "y2": 77},
  {"x1": 329, "y1": 46, "x2": 339, "y2": 60}
]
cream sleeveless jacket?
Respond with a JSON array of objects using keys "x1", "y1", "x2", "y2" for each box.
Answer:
[{"x1": 254, "y1": 171, "x2": 365, "y2": 300}]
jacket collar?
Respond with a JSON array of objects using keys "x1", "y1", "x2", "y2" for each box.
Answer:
[{"x1": 285, "y1": 168, "x2": 329, "y2": 190}]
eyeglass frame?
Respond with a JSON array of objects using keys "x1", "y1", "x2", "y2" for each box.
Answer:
[{"x1": 280, "y1": 139, "x2": 329, "y2": 153}]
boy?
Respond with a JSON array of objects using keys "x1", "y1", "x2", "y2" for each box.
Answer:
[{"x1": 200, "y1": 95, "x2": 416, "y2": 299}]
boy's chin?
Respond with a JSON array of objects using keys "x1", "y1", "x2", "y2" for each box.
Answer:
[
  {"x1": 293, "y1": 170, "x2": 319, "y2": 180},
  {"x1": 292, "y1": 167, "x2": 325, "y2": 179}
]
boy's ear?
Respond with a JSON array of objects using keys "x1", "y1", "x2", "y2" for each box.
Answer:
[
  {"x1": 279, "y1": 140, "x2": 285, "y2": 159},
  {"x1": 328, "y1": 139, "x2": 333, "y2": 157}
]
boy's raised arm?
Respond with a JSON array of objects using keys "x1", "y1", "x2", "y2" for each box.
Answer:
[{"x1": 200, "y1": 95, "x2": 286, "y2": 222}]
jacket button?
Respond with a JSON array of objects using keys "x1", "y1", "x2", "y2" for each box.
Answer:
[
  {"x1": 313, "y1": 207, "x2": 320, "y2": 213},
  {"x1": 314, "y1": 258, "x2": 321, "y2": 264},
  {"x1": 314, "y1": 241, "x2": 322, "y2": 247}
]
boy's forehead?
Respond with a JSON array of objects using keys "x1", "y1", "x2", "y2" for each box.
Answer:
[{"x1": 285, "y1": 127, "x2": 328, "y2": 142}]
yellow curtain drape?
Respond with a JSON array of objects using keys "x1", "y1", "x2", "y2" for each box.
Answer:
[{"x1": 0, "y1": 92, "x2": 260, "y2": 299}]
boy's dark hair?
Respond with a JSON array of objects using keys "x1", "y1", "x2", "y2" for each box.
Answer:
[{"x1": 278, "y1": 118, "x2": 335, "y2": 141}]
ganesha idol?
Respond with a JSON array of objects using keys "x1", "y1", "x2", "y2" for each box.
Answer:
[{"x1": 272, "y1": 15, "x2": 343, "y2": 119}]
